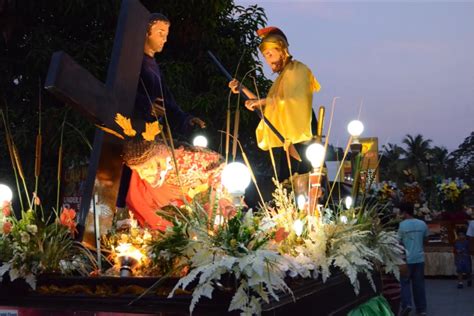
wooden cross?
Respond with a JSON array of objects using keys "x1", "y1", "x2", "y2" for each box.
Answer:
[{"x1": 44, "y1": 0, "x2": 150, "y2": 240}]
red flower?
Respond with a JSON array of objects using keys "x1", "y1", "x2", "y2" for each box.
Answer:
[
  {"x1": 218, "y1": 198, "x2": 236, "y2": 218},
  {"x1": 203, "y1": 202, "x2": 211, "y2": 214},
  {"x1": 170, "y1": 199, "x2": 185, "y2": 208},
  {"x1": 2, "y1": 221, "x2": 12, "y2": 234},
  {"x1": 274, "y1": 227, "x2": 289, "y2": 243},
  {"x1": 2, "y1": 201, "x2": 11, "y2": 217},
  {"x1": 60, "y1": 208, "x2": 77, "y2": 236}
]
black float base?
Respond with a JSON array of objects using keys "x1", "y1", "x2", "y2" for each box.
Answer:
[{"x1": 0, "y1": 272, "x2": 380, "y2": 315}]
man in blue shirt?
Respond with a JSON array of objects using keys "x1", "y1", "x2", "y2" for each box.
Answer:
[{"x1": 398, "y1": 202, "x2": 428, "y2": 316}]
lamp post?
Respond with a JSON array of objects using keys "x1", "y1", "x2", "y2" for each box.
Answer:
[
  {"x1": 305, "y1": 142, "x2": 326, "y2": 216},
  {"x1": 221, "y1": 162, "x2": 251, "y2": 206},
  {"x1": 347, "y1": 120, "x2": 364, "y2": 199}
]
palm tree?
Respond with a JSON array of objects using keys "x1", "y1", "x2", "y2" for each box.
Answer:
[
  {"x1": 401, "y1": 134, "x2": 432, "y2": 180},
  {"x1": 379, "y1": 143, "x2": 404, "y2": 183},
  {"x1": 428, "y1": 146, "x2": 449, "y2": 177}
]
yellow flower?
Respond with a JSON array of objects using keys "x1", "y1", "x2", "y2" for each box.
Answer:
[
  {"x1": 142, "y1": 121, "x2": 162, "y2": 141},
  {"x1": 115, "y1": 114, "x2": 136, "y2": 137},
  {"x1": 188, "y1": 183, "x2": 209, "y2": 199}
]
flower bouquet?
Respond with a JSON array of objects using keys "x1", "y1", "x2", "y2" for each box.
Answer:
[
  {"x1": 401, "y1": 181, "x2": 424, "y2": 206},
  {"x1": 0, "y1": 109, "x2": 97, "y2": 289},
  {"x1": 437, "y1": 178, "x2": 470, "y2": 212},
  {"x1": 142, "y1": 179, "x2": 405, "y2": 315},
  {"x1": 0, "y1": 203, "x2": 97, "y2": 289}
]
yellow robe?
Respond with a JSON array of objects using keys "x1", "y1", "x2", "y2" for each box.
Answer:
[{"x1": 256, "y1": 60, "x2": 320, "y2": 150}]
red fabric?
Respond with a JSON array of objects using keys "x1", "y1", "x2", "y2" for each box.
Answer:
[
  {"x1": 126, "y1": 170, "x2": 182, "y2": 231},
  {"x1": 125, "y1": 145, "x2": 224, "y2": 231}
]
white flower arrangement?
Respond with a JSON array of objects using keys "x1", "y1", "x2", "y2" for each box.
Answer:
[
  {"x1": 149, "y1": 181, "x2": 405, "y2": 315},
  {"x1": 0, "y1": 207, "x2": 97, "y2": 289}
]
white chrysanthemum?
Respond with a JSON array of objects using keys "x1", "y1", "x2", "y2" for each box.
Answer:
[
  {"x1": 27, "y1": 224, "x2": 38, "y2": 234},
  {"x1": 20, "y1": 232, "x2": 30, "y2": 244}
]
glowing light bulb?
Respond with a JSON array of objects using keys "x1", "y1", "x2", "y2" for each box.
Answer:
[
  {"x1": 293, "y1": 219, "x2": 304, "y2": 237},
  {"x1": 221, "y1": 162, "x2": 251, "y2": 195},
  {"x1": 214, "y1": 215, "x2": 225, "y2": 226},
  {"x1": 193, "y1": 135, "x2": 208, "y2": 148},
  {"x1": 344, "y1": 196, "x2": 353, "y2": 209},
  {"x1": 0, "y1": 184, "x2": 13, "y2": 203},
  {"x1": 115, "y1": 242, "x2": 143, "y2": 262},
  {"x1": 296, "y1": 195, "x2": 306, "y2": 211},
  {"x1": 115, "y1": 242, "x2": 143, "y2": 277},
  {"x1": 340, "y1": 215, "x2": 348, "y2": 224},
  {"x1": 305, "y1": 143, "x2": 326, "y2": 168},
  {"x1": 347, "y1": 120, "x2": 364, "y2": 137}
]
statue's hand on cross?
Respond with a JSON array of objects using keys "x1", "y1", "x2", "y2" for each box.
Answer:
[
  {"x1": 151, "y1": 102, "x2": 165, "y2": 118},
  {"x1": 189, "y1": 117, "x2": 206, "y2": 129},
  {"x1": 152, "y1": 100, "x2": 206, "y2": 128}
]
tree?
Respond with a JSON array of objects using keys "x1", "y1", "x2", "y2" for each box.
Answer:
[
  {"x1": 428, "y1": 146, "x2": 449, "y2": 178},
  {"x1": 448, "y1": 131, "x2": 474, "y2": 188},
  {"x1": 401, "y1": 134, "x2": 432, "y2": 180},
  {"x1": 379, "y1": 143, "x2": 404, "y2": 184}
]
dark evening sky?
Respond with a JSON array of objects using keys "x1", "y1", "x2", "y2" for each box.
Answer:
[{"x1": 238, "y1": 0, "x2": 474, "y2": 151}]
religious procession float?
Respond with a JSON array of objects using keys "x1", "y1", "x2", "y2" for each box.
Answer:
[{"x1": 0, "y1": 1, "x2": 411, "y2": 315}]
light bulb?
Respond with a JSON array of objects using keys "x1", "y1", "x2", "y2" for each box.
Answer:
[
  {"x1": 305, "y1": 142, "x2": 326, "y2": 168},
  {"x1": 296, "y1": 194, "x2": 306, "y2": 211},
  {"x1": 347, "y1": 120, "x2": 364, "y2": 137},
  {"x1": 221, "y1": 162, "x2": 251, "y2": 195},
  {"x1": 340, "y1": 215, "x2": 348, "y2": 224},
  {"x1": 344, "y1": 196, "x2": 353, "y2": 209},
  {"x1": 214, "y1": 215, "x2": 225, "y2": 226},
  {"x1": 115, "y1": 242, "x2": 143, "y2": 262},
  {"x1": 0, "y1": 184, "x2": 13, "y2": 203},
  {"x1": 293, "y1": 219, "x2": 304, "y2": 237},
  {"x1": 193, "y1": 135, "x2": 208, "y2": 148}
]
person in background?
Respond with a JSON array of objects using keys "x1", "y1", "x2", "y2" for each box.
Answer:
[
  {"x1": 398, "y1": 202, "x2": 428, "y2": 316},
  {"x1": 466, "y1": 217, "x2": 474, "y2": 239},
  {"x1": 454, "y1": 227, "x2": 472, "y2": 288}
]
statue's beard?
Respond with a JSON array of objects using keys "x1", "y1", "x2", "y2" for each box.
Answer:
[
  {"x1": 144, "y1": 176, "x2": 161, "y2": 188},
  {"x1": 270, "y1": 58, "x2": 286, "y2": 73}
]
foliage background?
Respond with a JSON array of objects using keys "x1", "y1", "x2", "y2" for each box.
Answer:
[
  {"x1": 0, "y1": 0, "x2": 273, "y2": 210},
  {"x1": 379, "y1": 133, "x2": 474, "y2": 208}
]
